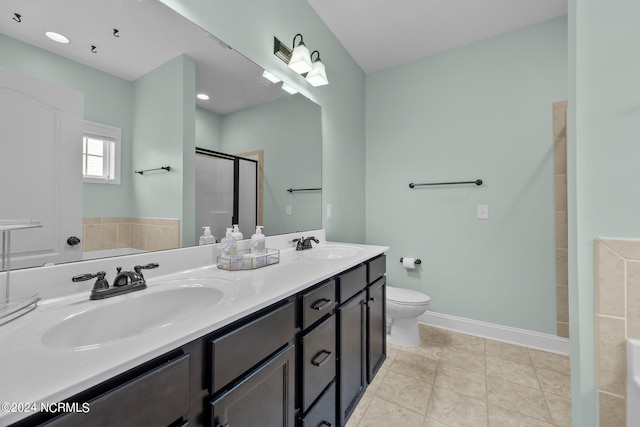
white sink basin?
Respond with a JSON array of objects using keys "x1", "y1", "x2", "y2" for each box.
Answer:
[
  {"x1": 42, "y1": 279, "x2": 228, "y2": 349},
  {"x1": 302, "y1": 244, "x2": 364, "y2": 260}
]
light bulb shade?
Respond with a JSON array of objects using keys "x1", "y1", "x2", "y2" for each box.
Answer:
[
  {"x1": 306, "y1": 60, "x2": 329, "y2": 87},
  {"x1": 288, "y1": 43, "x2": 313, "y2": 74}
]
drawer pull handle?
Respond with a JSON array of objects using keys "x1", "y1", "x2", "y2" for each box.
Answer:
[
  {"x1": 311, "y1": 349, "x2": 332, "y2": 367},
  {"x1": 311, "y1": 298, "x2": 332, "y2": 311}
]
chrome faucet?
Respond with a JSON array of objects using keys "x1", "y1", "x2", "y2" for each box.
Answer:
[
  {"x1": 72, "y1": 263, "x2": 159, "y2": 300},
  {"x1": 293, "y1": 236, "x2": 319, "y2": 251}
]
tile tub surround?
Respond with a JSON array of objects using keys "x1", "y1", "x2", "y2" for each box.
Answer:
[
  {"x1": 553, "y1": 100, "x2": 569, "y2": 339},
  {"x1": 0, "y1": 230, "x2": 390, "y2": 425},
  {"x1": 83, "y1": 217, "x2": 180, "y2": 252},
  {"x1": 595, "y1": 238, "x2": 640, "y2": 427},
  {"x1": 346, "y1": 325, "x2": 571, "y2": 427}
]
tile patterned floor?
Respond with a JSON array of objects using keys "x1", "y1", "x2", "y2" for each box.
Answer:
[{"x1": 346, "y1": 325, "x2": 571, "y2": 427}]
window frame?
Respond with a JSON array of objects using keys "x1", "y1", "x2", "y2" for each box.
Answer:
[{"x1": 82, "y1": 120, "x2": 121, "y2": 185}]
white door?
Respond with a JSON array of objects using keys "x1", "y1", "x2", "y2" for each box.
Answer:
[{"x1": 0, "y1": 67, "x2": 83, "y2": 269}]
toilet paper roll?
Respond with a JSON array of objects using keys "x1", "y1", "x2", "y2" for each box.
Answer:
[{"x1": 402, "y1": 257, "x2": 416, "y2": 270}]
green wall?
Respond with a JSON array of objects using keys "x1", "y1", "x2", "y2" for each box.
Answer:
[
  {"x1": 196, "y1": 108, "x2": 223, "y2": 152},
  {"x1": 132, "y1": 54, "x2": 196, "y2": 245},
  {"x1": 366, "y1": 17, "x2": 567, "y2": 334},
  {"x1": 569, "y1": 0, "x2": 640, "y2": 424},
  {"x1": 159, "y1": 0, "x2": 366, "y2": 243},
  {"x1": 0, "y1": 33, "x2": 135, "y2": 218}
]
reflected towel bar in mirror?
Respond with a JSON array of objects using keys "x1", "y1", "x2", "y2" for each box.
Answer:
[
  {"x1": 409, "y1": 179, "x2": 483, "y2": 188},
  {"x1": 135, "y1": 166, "x2": 171, "y2": 175}
]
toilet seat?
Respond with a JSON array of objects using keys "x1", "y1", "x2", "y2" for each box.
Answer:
[{"x1": 386, "y1": 287, "x2": 430, "y2": 306}]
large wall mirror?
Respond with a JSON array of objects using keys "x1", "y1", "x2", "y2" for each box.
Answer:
[{"x1": 0, "y1": 0, "x2": 322, "y2": 270}]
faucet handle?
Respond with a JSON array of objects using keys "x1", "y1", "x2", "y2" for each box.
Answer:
[
  {"x1": 134, "y1": 263, "x2": 159, "y2": 274},
  {"x1": 72, "y1": 271, "x2": 109, "y2": 290}
]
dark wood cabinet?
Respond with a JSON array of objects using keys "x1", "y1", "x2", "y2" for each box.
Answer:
[
  {"x1": 367, "y1": 276, "x2": 386, "y2": 383},
  {"x1": 209, "y1": 344, "x2": 296, "y2": 427},
  {"x1": 337, "y1": 289, "x2": 367, "y2": 427}
]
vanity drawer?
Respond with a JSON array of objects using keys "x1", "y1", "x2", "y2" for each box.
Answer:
[
  {"x1": 209, "y1": 300, "x2": 296, "y2": 393},
  {"x1": 338, "y1": 264, "x2": 366, "y2": 304},
  {"x1": 300, "y1": 380, "x2": 336, "y2": 427},
  {"x1": 44, "y1": 354, "x2": 190, "y2": 427},
  {"x1": 367, "y1": 254, "x2": 386, "y2": 284},
  {"x1": 300, "y1": 279, "x2": 336, "y2": 330},
  {"x1": 300, "y1": 315, "x2": 336, "y2": 412}
]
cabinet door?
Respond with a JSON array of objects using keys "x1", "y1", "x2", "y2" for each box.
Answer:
[
  {"x1": 301, "y1": 315, "x2": 336, "y2": 412},
  {"x1": 367, "y1": 277, "x2": 386, "y2": 383},
  {"x1": 337, "y1": 291, "x2": 366, "y2": 427},
  {"x1": 209, "y1": 344, "x2": 295, "y2": 427}
]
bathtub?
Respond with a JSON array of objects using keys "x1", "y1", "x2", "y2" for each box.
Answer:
[{"x1": 627, "y1": 338, "x2": 640, "y2": 426}]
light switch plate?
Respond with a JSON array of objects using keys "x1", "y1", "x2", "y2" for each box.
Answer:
[
  {"x1": 477, "y1": 204, "x2": 489, "y2": 220},
  {"x1": 286, "y1": 205, "x2": 292, "y2": 215},
  {"x1": 327, "y1": 204, "x2": 333, "y2": 220}
]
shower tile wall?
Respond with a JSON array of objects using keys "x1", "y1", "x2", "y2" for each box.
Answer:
[
  {"x1": 83, "y1": 217, "x2": 180, "y2": 252},
  {"x1": 595, "y1": 238, "x2": 640, "y2": 427},
  {"x1": 553, "y1": 100, "x2": 569, "y2": 338}
]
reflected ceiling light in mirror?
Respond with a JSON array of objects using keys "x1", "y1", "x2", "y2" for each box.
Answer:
[
  {"x1": 306, "y1": 51, "x2": 328, "y2": 87},
  {"x1": 45, "y1": 31, "x2": 70, "y2": 44},
  {"x1": 197, "y1": 93, "x2": 210, "y2": 100},
  {"x1": 262, "y1": 70, "x2": 281, "y2": 84},
  {"x1": 281, "y1": 83, "x2": 298, "y2": 95}
]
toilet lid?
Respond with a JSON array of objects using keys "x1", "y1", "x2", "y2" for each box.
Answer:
[{"x1": 387, "y1": 286, "x2": 431, "y2": 305}]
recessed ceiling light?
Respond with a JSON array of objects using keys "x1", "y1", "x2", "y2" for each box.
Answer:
[
  {"x1": 197, "y1": 93, "x2": 210, "y2": 100},
  {"x1": 262, "y1": 70, "x2": 281, "y2": 84},
  {"x1": 45, "y1": 31, "x2": 70, "y2": 44}
]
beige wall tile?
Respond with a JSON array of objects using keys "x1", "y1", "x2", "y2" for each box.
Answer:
[
  {"x1": 83, "y1": 217, "x2": 103, "y2": 225},
  {"x1": 601, "y1": 238, "x2": 640, "y2": 261},
  {"x1": 629, "y1": 261, "x2": 640, "y2": 338},
  {"x1": 552, "y1": 101, "x2": 568, "y2": 137},
  {"x1": 599, "y1": 392, "x2": 625, "y2": 427},
  {"x1": 117, "y1": 224, "x2": 132, "y2": 248},
  {"x1": 554, "y1": 174, "x2": 567, "y2": 212},
  {"x1": 102, "y1": 217, "x2": 131, "y2": 224},
  {"x1": 596, "y1": 241, "x2": 626, "y2": 317},
  {"x1": 102, "y1": 224, "x2": 117, "y2": 249},
  {"x1": 597, "y1": 315, "x2": 626, "y2": 396},
  {"x1": 557, "y1": 322, "x2": 569, "y2": 338},
  {"x1": 145, "y1": 226, "x2": 161, "y2": 251},
  {"x1": 83, "y1": 224, "x2": 116, "y2": 251},
  {"x1": 133, "y1": 224, "x2": 147, "y2": 250},
  {"x1": 554, "y1": 136, "x2": 567, "y2": 175},
  {"x1": 557, "y1": 285, "x2": 569, "y2": 323},
  {"x1": 556, "y1": 248, "x2": 568, "y2": 286},
  {"x1": 555, "y1": 211, "x2": 568, "y2": 249},
  {"x1": 157, "y1": 226, "x2": 180, "y2": 251}
]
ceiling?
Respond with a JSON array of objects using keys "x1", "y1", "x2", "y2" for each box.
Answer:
[
  {"x1": 307, "y1": 0, "x2": 568, "y2": 73},
  {"x1": 0, "y1": 0, "x2": 282, "y2": 115}
]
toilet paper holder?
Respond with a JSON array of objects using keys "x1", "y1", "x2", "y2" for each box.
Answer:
[{"x1": 399, "y1": 257, "x2": 421, "y2": 265}]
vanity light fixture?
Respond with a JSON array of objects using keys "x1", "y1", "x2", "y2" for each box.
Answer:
[
  {"x1": 281, "y1": 83, "x2": 298, "y2": 95},
  {"x1": 45, "y1": 31, "x2": 70, "y2": 44},
  {"x1": 197, "y1": 93, "x2": 210, "y2": 100},
  {"x1": 262, "y1": 70, "x2": 281, "y2": 84},
  {"x1": 305, "y1": 51, "x2": 329, "y2": 87},
  {"x1": 287, "y1": 34, "x2": 313, "y2": 74},
  {"x1": 274, "y1": 35, "x2": 328, "y2": 87}
]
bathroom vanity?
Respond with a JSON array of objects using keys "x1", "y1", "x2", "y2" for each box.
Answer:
[{"x1": 0, "y1": 234, "x2": 387, "y2": 427}]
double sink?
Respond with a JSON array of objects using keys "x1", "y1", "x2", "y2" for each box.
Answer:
[{"x1": 36, "y1": 243, "x2": 364, "y2": 350}]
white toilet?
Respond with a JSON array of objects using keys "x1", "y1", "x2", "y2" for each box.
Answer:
[{"x1": 386, "y1": 286, "x2": 431, "y2": 347}]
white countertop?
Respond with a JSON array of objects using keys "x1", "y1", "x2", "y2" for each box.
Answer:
[{"x1": 0, "y1": 240, "x2": 387, "y2": 425}]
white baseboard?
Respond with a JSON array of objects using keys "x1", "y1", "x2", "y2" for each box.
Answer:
[{"x1": 418, "y1": 311, "x2": 569, "y2": 355}]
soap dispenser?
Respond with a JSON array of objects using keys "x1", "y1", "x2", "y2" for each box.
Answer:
[
  {"x1": 251, "y1": 226, "x2": 266, "y2": 255},
  {"x1": 199, "y1": 226, "x2": 216, "y2": 245},
  {"x1": 221, "y1": 228, "x2": 237, "y2": 262},
  {"x1": 231, "y1": 224, "x2": 243, "y2": 241}
]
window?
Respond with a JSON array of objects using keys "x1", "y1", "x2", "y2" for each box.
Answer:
[{"x1": 82, "y1": 121, "x2": 121, "y2": 184}]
